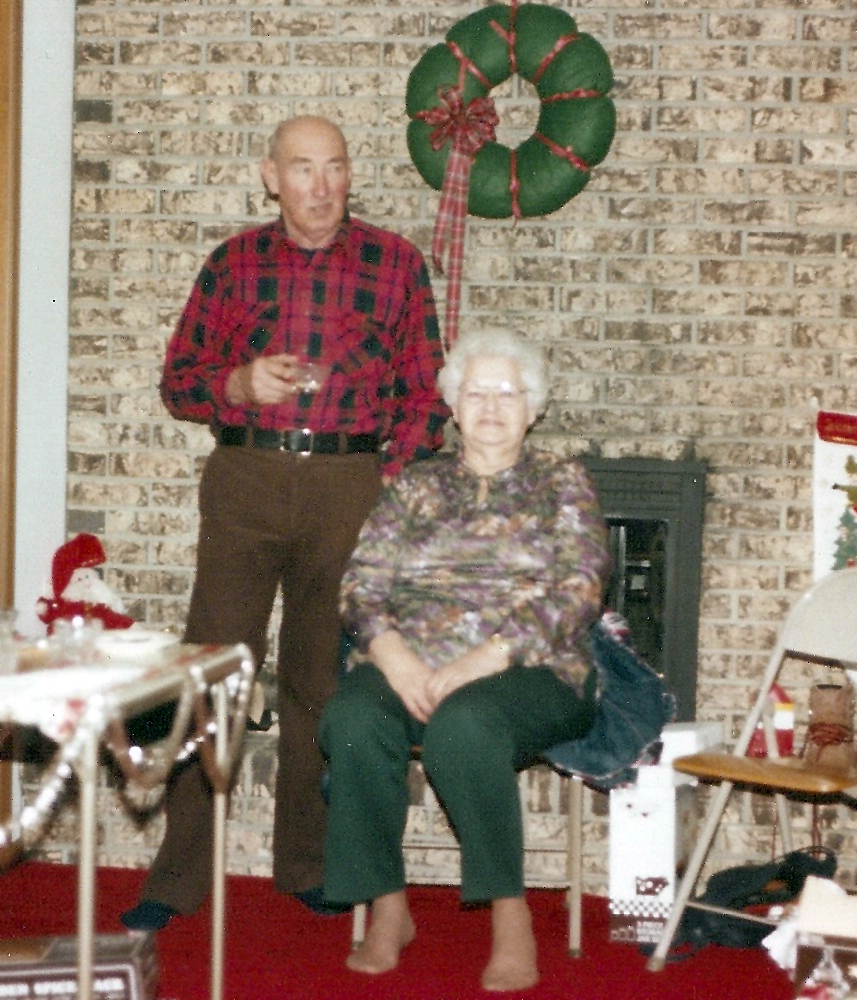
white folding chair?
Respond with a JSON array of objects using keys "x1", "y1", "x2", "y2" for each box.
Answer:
[{"x1": 647, "y1": 567, "x2": 857, "y2": 971}]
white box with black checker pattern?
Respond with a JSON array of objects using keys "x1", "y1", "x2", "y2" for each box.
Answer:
[{"x1": 608, "y1": 721, "x2": 724, "y2": 945}]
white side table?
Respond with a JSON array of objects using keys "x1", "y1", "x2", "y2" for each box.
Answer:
[{"x1": 0, "y1": 641, "x2": 254, "y2": 1000}]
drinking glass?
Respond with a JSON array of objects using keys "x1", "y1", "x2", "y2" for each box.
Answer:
[{"x1": 292, "y1": 360, "x2": 331, "y2": 393}]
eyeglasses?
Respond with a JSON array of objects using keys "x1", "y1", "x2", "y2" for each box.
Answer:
[{"x1": 460, "y1": 383, "x2": 527, "y2": 407}]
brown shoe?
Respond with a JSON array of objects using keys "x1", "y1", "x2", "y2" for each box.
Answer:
[{"x1": 802, "y1": 680, "x2": 856, "y2": 771}]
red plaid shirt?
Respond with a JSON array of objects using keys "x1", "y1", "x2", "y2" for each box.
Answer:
[{"x1": 161, "y1": 215, "x2": 449, "y2": 475}]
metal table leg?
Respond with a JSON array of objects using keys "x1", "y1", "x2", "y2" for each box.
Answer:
[
  {"x1": 210, "y1": 681, "x2": 228, "y2": 1000},
  {"x1": 76, "y1": 728, "x2": 99, "y2": 1000}
]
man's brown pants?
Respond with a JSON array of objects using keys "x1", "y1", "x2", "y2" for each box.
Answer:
[{"x1": 139, "y1": 444, "x2": 381, "y2": 912}]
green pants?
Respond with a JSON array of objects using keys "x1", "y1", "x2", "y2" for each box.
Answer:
[{"x1": 320, "y1": 661, "x2": 596, "y2": 904}]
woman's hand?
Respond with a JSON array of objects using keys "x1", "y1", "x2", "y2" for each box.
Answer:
[
  {"x1": 368, "y1": 631, "x2": 436, "y2": 723},
  {"x1": 424, "y1": 639, "x2": 511, "y2": 712}
]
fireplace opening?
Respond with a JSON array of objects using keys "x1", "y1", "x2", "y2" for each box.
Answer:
[
  {"x1": 581, "y1": 457, "x2": 707, "y2": 722},
  {"x1": 605, "y1": 517, "x2": 667, "y2": 675}
]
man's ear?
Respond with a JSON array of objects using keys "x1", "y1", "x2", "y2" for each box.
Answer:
[{"x1": 260, "y1": 158, "x2": 278, "y2": 198}]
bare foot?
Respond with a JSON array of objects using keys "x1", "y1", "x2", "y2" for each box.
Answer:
[
  {"x1": 481, "y1": 896, "x2": 539, "y2": 992},
  {"x1": 346, "y1": 890, "x2": 416, "y2": 975}
]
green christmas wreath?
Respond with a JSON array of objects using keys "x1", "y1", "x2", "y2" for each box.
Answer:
[{"x1": 406, "y1": 3, "x2": 616, "y2": 220}]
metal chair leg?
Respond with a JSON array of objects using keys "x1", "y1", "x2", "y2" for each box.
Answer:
[{"x1": 567, "y1": 774, "x2": 584, "y2": 957}]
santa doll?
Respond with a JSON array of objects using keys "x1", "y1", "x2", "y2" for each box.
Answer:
[{"x1": 37, "y1": 533, "x2": 136, "y2": 633}]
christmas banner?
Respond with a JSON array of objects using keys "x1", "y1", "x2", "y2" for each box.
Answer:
[{"x1": 813, "y1": 410, "x2": 857, "y2": 579}]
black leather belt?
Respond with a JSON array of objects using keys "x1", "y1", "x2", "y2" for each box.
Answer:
[{"x1": 216, "y1": 425, "x2": 380, "y2": 456}]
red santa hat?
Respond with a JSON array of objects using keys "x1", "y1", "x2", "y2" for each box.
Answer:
[{"x1": 51, "y1": 533, "x2": 106, "y2": 598}]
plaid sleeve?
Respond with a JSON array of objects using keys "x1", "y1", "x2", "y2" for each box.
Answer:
[
  {"x1": 160, "y1": 246, "x2": 236, "y2": 425},
  {"x1": 381, "y1": 250, "x2": 450, "y2": 477}
]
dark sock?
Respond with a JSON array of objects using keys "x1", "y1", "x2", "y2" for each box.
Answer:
[{"x1": 120, "y1": 900, "x2": 178, "y2": 931}]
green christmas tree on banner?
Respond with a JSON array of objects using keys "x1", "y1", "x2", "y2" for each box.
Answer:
[{"x1": 832, "y1": 456, "x2": 857, "y2": 569}]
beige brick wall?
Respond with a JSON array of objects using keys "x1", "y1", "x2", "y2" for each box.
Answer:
[{"x1": 50, "y1": 0, "x2": 857, "y2": 891}]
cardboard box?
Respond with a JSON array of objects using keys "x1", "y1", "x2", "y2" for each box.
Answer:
[
  {"x1": 0, "y1": 933, "x2": 158, "y2": 1000},
  {"x1": 794, "y1": 876, "x2": 857, "y2": 998},
  {"x1": 607, "y1": 721, "x2": 724, "y2": 945},
  {"x1": 608, "y1": 779, "x2": 698, "y2": 944},
  {"x1": 658, "y1": 719, "x2": 725, "y2": 766},
  {"x1": 795, "y1": 933, "x2": 857, "y2": 998}
]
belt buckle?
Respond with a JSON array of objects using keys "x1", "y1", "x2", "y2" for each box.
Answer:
[{"x1": 287, "y1": 428, "x2": 314, "y2": 457}]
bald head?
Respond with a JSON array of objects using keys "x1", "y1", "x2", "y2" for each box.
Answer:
[
  {"x1": 268, "y1": 116, "x2": 348, "y2": 161},
  {"x1": 260, "y1": 115, "x2": 353, "y2": 249}
]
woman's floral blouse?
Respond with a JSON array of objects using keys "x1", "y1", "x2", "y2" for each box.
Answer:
[{"x1": 340, "y1": 446, "x2": 610, "y2": 694}]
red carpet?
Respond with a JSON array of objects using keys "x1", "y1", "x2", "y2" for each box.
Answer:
[{"x1": 0, "y1": 862, "x2": 793, "y2": 999}]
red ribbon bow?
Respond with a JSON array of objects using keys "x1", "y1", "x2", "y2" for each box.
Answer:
[
  {"x1": 416, "y1": 88, "x2": 498, "y2": 347},
  {"x1": 421, "y1": 88, "x2": 498, "y2": 157}
]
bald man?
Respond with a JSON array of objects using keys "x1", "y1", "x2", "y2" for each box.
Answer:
[{"x1": 122, "y1": 116, "x2": 448, "y2": 928}]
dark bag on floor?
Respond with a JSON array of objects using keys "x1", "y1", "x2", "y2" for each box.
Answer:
[{"x1": 672, "y1": 846, "x2": 837, "y2": 952}]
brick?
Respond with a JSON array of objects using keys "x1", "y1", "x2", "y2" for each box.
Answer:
[
  {"x1": 76, "y1": 70, "x2": 159, "y2": 98},
  {"x1": 67, "y1": 481, "x2": 150, "y2": 508},
  {"x1": 75, "y1": 131, "x2": 156, "y2": 155},
  {"x1": 248, "y1": 71, "x2": 330, "y2": 98},
  {"x1": 69, "y1": 306, "x2": 154, "y2": 334},
  {"x1": 74, "y1": 187, "x2": 156, "y2": 214},
  {"x1": 205, "y1": 41, "x2": 291, "y2": 67},
  {"x1": 707, "y1": 501, "x2": 781, "y2": 532},
  {"x1": 69, "y1": 452, "x2": 108, "y2": 476},
  {"x1": 160, "y1": 189, "x2": 248, "y2": 216},
  {"x1": 70, "y1": 280, "x2": 109, "y2": 303},
  {"x1": 614, "y1": 13, "x2": 702, "y2": 39},
  {"x1": 659, "y1": 44, "x2": 747, "y2": 72},
  {"x1": 801, "y1": 76, "x2": 857, "y2": 103},
  {"x1": 75, "y1": 11, "x2": 159, "y2": 38},
  {"x1": 745, "y1": 290, "x2": 834, "y2": 318},
  {"x1": 702, "y1": 198, "x2": 789, "y2": 226},
  {"x1": 755, "y1": 45, "x2": 841, "y2": 72},
  {"x1": 119, "y1": 41, "x2": 203, "y2": 66},
  {"x1": 755, "y1": 107, "x2": 841, "y2": 135},
  {"x1": 802, "y1": 15, "x2": 857, "y2": 42},
  {"x1": 657, "y1": 107, "x2": 748, "y2": 133},
  {"x1": 162, "y1": 11, "x2": 247, "y2": 36},
  {"x1": 610, "y1": 43, "x2": 653, "y2": 71},
  {"x1": 159, "y1": 130, "x2": 245, "y2": 156},
  {"x1": 702, "y1": 75, "x2": 790, "y2": 102},
  {"x1": 340, "y1": 12, "x2": 425, "y2": 37},
  {"x1": 162, "y1": 71, "x2": 244, "y2": 97},
  {"x1": 746, "y1": 231, "x2": 836, "y2": 257},
  {"x1": 115, "y1": 100, "x2": 201, "y2": 126},
  {"x1": 151, "y1": 541, "x2": 198, "y2": 567},
  {"x1": 76, "y1": 42, "x2": 116, "y2": 66},
  {"x1": 748, "y1": 168, "x2": 839, "y2": 196},
  {"x1": 655, "y1": 166, "x2": 746, "y2": 196},
  {"x1": 112, "y1": 569, "x2": 193, "y2": 596},
  {"x1": 110, "y1": 452, "x2": 193, "y2": 479},
  {"x1": 609, "y1": 136, "x2": 698, "y2": 164},
  {"x1": 75, "y1": 99, "x2": 112, "y2": 124},
  {"x1": 699, "y1": 260, "x2": 787, "y2": 286},
  {"x1": 115, "y1": 218, "x2": 198, "y2": 243},
  {"x1": 707, "y1": 13, "x2": 797, "y2": 41},
  {"x1": 653, "y1": 288, "x2": 743, "y2": 315},
  {"x1": 114, "y1": 159, "x2": 198, "y2": 185},
  {"x1": 743, "y1": 351, "x2": 834, "y2": 379}
]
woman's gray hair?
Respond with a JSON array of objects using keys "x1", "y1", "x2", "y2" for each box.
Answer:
[{"x1": 437, "y1": 329, "x2": 549, "y2": 413}]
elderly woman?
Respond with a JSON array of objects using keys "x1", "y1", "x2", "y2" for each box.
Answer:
[{"x1": 320, "y1": 328, "x2": 609, "y2": 992}]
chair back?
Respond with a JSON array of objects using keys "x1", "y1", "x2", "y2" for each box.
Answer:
[{"x1": 779, "y1": 566, "x2": 857, "y2": 666}]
